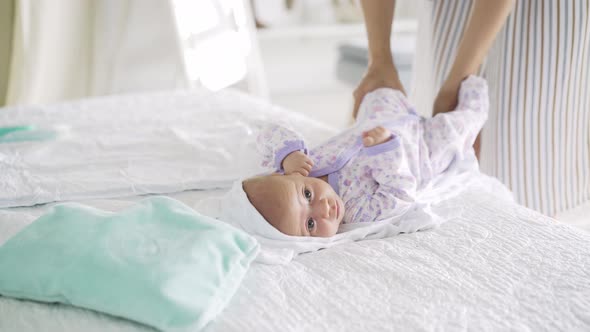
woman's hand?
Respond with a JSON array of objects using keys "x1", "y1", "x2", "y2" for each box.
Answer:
[
  {"x1": 432, "y1": 80, "x2": 460, "y2": 117},
  {"x1": 353, "y1": 62, "x2": 406, "y2": 119},
  {"x1": 282, "y1": 151, "x2": 314, "y2": 176},
  {"x1": 362, "y1": 126, "x2": 392, "y2": 147}
]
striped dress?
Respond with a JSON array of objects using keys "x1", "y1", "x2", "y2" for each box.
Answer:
[{"x1": 411, "y1": 0, "x2": 590, "y2": 216}]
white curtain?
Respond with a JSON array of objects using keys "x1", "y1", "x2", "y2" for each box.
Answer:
[
  {"x1": 5, "y1": 0, "x2": 267, "y2": 106},
  {"x1": 6, "y1": 0, "x2": 187, "y2": 106},
  {"x1": 92, "y1": 0, "x2": 188, "y2": 96}
]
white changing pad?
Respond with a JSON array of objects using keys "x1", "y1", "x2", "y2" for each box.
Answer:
[
  {"x1": 1, "y1": 185, "x2": 589, "y2": 331},
  {"x1": 0, "y1": 88, "x2": 336, "y2": 208}
]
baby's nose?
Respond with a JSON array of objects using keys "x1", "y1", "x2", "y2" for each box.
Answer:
[{"x1": 315, "y1": 198, "x2": 330, "y2": 219}]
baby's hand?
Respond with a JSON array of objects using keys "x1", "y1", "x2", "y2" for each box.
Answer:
[
  {"x1": 362, "y1": 126, "x2": 392, "y2": 147},
  {"x1": 282, "y1": 151, "x2": 314, "y2": 176}
]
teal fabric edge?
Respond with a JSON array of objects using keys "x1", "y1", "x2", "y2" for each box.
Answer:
[
  {"x1": 0, "y1": 196, "x2": 260, "y2": 331},
  {"x1": 198, "y1": 238, "x2": 259, "y2": 331}
]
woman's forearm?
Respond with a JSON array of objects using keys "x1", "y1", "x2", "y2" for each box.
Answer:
[
  {"x1": 445, "y1": 0, "x2": 515, "y2": 86},
  {"x1": 359, "y1": 0, "x2": 396, "y2": 66}
]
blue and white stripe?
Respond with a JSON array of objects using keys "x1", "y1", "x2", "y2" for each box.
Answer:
[{"x1": 415, "y1": 0, "x2": 590, "y2": 216}]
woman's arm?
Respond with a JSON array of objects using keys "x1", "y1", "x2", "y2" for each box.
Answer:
[
  {"x1": 433, "y1": 0, "x2": 515, "y2": 116},
  {"x1": 361, "y1": 0, "x2": 395, "y2": 66},
  {"x1": 433, "y1": 0, "x2": 514, "y2": 157},
  {"x1": 353, "y1": 0, "x2": 405, "y2": 118}
]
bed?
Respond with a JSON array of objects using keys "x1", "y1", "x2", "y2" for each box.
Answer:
[{"x1": 1, "y1": 88, "x2": 589, "y2": 331}]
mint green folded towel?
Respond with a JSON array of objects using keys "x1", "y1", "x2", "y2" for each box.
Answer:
[
  {"x1": 0, "y1": 125, "x2": 60, "y2": 143},
  {"x1": 0, "y1": 196, "x2": 259, "y2": 331}
]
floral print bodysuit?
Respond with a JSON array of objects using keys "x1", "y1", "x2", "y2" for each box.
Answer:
[{"x1": 257, "y1": 76, "x2": 489, "y2": 224}]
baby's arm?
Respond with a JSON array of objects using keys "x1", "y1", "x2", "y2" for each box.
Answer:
[
  {"x1": 258, "y1": 122, "x2": 396, "y2": 177},
  {"x1": 258, "y1": 124, "x2": 364, "y2": 177},
  {"x1": 306, "y1": 131, "x2": 362, "y2": 177},
  {"x1": 257, "y1": 124, "x2": 308, "y2": 172},
  {"x1": 282, "y1": 151, "x2": 314, "y2": 176},
  {"x1": 308, "y1": 126, "x2": 395, "y2": 177},
  {"x1": 424, "y1": 75, "x2": 489, "y2": 174}
]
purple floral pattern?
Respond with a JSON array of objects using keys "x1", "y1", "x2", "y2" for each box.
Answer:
[{"x1": 257, "y1": 76, "x2": 489, "y2": 224}]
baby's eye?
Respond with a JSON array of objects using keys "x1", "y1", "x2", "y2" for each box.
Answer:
[
  {"x1": 307, "y1": 218, "x2": 315, "y2": 232},
  {"x1": 304, "y1": 188, "x2": 312, "y2": 202}
]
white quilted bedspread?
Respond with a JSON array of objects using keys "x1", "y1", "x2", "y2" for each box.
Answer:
[
  {"x1": 0, "y1": 88, "x2": 336, "y2": 208},
  {"x1": 1, "y1": 88, "x2": 589, "y2": 331},
  {"x1": 1, "y1": 186, "x2": 589, "y2": 332},
  {"x1": 210, "y1": 190, "x2": 590, "y2": 332}
]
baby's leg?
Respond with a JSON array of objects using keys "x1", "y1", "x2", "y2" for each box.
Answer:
[
  {"x1": 424, "y1": 77, "x2": 489, "y2": 175},
  {"x1": 356, "y1": 88, "x2": 415, "y2": 125}
]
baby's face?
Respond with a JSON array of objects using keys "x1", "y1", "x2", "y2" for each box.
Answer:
[{"x1": 243, "y1": 174, "x2": 344, "y2": 237}]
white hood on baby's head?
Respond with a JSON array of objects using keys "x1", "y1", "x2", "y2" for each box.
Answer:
[
  {"x1": 195, "y1": 175, "x2": 454, "y2": 265},
  {"x1": 196, "y1": 178, "x2": 342, "y2": 264}
]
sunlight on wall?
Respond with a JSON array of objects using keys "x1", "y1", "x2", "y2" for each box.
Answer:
[{"x1": 172, "y1": 0, "x2": 250, "y2": 91}]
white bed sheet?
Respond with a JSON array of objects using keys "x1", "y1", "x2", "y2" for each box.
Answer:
[
  {"x1": 1, "y1": 187, "x2": 589, "y2": 331},
  {"x1": 0, "y1": 88, "x2": 336, "y2": 208}
]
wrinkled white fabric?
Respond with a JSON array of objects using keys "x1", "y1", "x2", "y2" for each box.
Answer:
[
  {"x1": 1, "y1": 185, "x2": 589, "y2": 332},
  {"x1": 0, "y1": 88, "x2": 336, "y2": 208}
]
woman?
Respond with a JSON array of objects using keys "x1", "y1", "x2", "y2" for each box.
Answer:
[{"x1": 354, "y1": 0, "x2": 590, "y2": 217}]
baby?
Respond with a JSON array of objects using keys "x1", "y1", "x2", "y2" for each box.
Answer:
[{"x1": 243, "y1": 75, "x2": 488, "y2": 238}]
